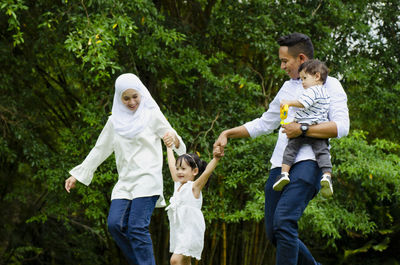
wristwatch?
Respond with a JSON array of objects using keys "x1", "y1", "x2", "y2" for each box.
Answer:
[{"x1": 300, "y1": 124, "x2": 309, "y2": 137}]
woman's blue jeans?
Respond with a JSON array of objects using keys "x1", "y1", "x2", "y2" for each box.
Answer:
[
  {"x1": 265, "y1": 160, "x2": 322, "y2": 265},
  {"x1": 107, "y1": 196, "x2": 159, "y2": 265}
]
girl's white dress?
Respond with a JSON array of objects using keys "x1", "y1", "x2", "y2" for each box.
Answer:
[{"x1": 166, "y1": 181, "x2": 205, "y2": 260}]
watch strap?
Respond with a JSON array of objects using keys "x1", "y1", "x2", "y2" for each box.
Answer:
[{"x1": 301, "y1": 124, "x2": 309, "y2": 137}]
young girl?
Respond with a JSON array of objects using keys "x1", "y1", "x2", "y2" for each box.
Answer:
[
  {"x1": 162, "y1": 132, "x2": 221, "y2": 265},
  {"x1": 64, "y1": 73, "x2": 186, "y2": 265}
]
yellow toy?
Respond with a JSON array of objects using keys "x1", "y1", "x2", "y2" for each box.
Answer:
[{"x1": 280, "y1": 104, "x2": 289, "y2": 125}]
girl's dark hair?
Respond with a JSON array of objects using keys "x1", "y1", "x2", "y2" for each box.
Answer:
[
  {"x1": 277, "y1": 32, "x2": 314, "y2": 59},
  {"x1": 298, "y1": 59, "x2": 329, "y2": 84},
  {"x1": 176, "y1": 153, "x2": 208, "y2": 178}
]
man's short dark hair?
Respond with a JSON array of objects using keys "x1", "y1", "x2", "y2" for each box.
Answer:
[
  {"x1": 298, "y1": 59, "x2": 329, "y2": 84},
  {"x1": 277, "y1": 33, "x2": 314, "y2": 59}
]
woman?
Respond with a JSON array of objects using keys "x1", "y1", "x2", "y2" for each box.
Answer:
[{"x1": 65, "y1": 73, "x2": 186, "y2": 265}]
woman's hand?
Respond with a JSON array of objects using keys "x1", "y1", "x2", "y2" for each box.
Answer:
[{"x1": 65, "y1": 176, "x2": 77, "y2": 193}]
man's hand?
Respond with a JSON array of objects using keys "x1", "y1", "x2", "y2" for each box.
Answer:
[
  {"x1": 282, "y1": 122, "x2": 302, "y2": 138},
  {"x1": 213, "y1": 132, "x2": 228, "y2": 157},
  {"x1": 213, "y1": 146, "x2": 222, "y2": 160},
  {"x1": 213, "y1": 126, "x2": 250, "y2": 156}
]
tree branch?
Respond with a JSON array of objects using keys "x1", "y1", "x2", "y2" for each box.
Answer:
[
  {"x1": 81, "y1": 0, "x2": 91, "y2": 25},
  {"x1": 312, "y1": 2, "x2": 322, "y2": 17}
]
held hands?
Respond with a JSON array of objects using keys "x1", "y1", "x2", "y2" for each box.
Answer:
[
  {"x1": 213, "y1": 146, "x2": 223, "y2": 160},
  {"x1": 65, "y1": 176, "x2": 77, "y2": 193},
  {"x1": 213, "y1": 132, "x2": 227, "y2": 157},
  {"x1": 163, "y1": 131, "x2": 175, "y2": 148}
]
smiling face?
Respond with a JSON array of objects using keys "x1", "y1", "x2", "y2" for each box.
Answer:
[
  {"x1": 121, "y1": 89, "x2": 141, "y2": 111},
  {"x1": 299, "y1": 70, "x2": 322, "y2": 89},
  {"x1": 175, "y1": 159, "x2": 198, "y2": 184},
  {"x1": 279, "y1": 46, "x2": 306, "y2": 79}
]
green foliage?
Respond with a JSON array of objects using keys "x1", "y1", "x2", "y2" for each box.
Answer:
[
  {"x1": 1, "y1": 0, "x2": 400, "y2": 264},
  {"x1": 300, "y1": 131, "x2": 400, "y2": 264},
  {"x1": 203, "y1": 136, "x2": 276, "y2": 223},
  {"x1": 0, "y1": 0, "x2": 28, "y2": 46}
]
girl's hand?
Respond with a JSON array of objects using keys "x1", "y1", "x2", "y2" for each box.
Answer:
[
  {"x1": 213, "y1": 146, "x2": 222, "y2": 160},
  {"x1": 213, "y1": 132, "x2": 227, "y2": 157},
  {"x1": 65, "y1": 176, "x2": 77, "y2": 193},
  {"x1": 163, "y1": 132, "x2": 175, "y2": 148}
]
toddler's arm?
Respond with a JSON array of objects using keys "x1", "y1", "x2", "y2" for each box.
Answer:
[{"x1": 281, "y1": 99, "x2": 304, "y2": 108}]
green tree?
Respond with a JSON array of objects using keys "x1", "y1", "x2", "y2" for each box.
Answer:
[{"x1": 1, "y1": 0, "x2": 399, "y2": 264}]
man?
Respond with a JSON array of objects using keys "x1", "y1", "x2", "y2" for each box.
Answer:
[{"x1": 213, "y1": 32, "x2": 349, "y2": 265}]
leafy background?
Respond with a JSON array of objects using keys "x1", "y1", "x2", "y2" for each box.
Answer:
[{"x1": 0, "y1": 0, "x2": 399, "y2": 264}]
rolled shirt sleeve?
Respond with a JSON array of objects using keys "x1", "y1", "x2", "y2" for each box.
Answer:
[{"x1": 326, "y1": 77, "x2": 350, "y2": 138}]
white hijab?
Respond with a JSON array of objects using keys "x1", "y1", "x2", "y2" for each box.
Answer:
[{"x1": 110, "y1": 73, "x2": 159, "y2": 138}]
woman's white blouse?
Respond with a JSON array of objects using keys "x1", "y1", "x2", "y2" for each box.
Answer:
[{"x1": 69, "y1": 109, "x2": 186, "y2": 207}]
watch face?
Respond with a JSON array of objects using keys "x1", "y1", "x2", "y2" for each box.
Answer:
[{"x1": 301, "y1": 125, "x2": 307, "y2": 131}]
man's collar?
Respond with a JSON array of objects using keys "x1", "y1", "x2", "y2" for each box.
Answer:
[{"x1": 289, "y1": 78, "x2": 302, "y2": 83}]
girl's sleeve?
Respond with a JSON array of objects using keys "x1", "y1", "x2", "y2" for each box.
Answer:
[
  {"x1": 69, "y1": 118, "x2": 114, "y2": 186},
  {"x1": 154, "y1": 109, "x2": 186, "y2": 155}
]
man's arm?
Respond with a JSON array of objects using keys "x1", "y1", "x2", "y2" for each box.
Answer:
[
  {"x1": 213, "y1": 125, "x2": 250, "y2": 156},
  {"x1": 282, "y1": 121, "x2": 338, "y2": 139}
]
